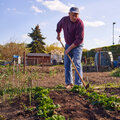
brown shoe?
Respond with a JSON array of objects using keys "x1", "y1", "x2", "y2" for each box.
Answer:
[
  {"x1": 69, "y1": 83, "x2": 74, "y2": 87},
  {"x1": 66, "y1": 83, "x2": 74, "y2": 89}
]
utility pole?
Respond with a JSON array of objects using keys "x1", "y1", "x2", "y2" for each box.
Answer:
[{"x1": 113, "y1": 22, "x2": 116, "y2": 45}]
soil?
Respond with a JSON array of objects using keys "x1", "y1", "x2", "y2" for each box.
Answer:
[
  {"x1": 0, "y1": 66, "x2": 120, "y2": 120},
  {"x1": 0, "y1": 91, "x2": 120, "y2": 120}
]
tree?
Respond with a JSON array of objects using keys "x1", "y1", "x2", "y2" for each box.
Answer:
[
  {"x1": 0, "y1": 42, "x2": 28, "y2": 61},
  {"x1": 45, "y1": 42, "x2": 64, "y2": 54},
  {"x1": 27, "y1": 25, "x2": 46, "y2": 53}
]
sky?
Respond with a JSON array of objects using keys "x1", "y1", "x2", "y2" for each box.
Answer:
[{"x1": 0, "y1": 0, "x2": 120, "y2": 50}]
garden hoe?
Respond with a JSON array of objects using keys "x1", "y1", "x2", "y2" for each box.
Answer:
[{"x1": 59, "y1": 40, "x2": 89, "y2": 89}]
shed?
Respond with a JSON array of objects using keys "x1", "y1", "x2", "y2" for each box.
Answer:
[{"x1": 26, "y1": 53, "x2": 51, "y2": 65}]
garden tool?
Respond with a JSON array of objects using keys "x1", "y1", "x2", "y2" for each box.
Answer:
[{"x1": 59, "y1": 40, "x2": 89, "y2": 89}]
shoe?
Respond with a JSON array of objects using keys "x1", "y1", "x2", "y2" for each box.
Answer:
[
  {"x1": 65, "y1": 83, "x2": 74, "y2": 89},
  {"x1": 69, "y1": 83, "x2": 74, "y2": 87}
]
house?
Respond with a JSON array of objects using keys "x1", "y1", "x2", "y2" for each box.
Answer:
[
  {"x1": 26, "y1": 53, "x2": 51, "y2": 65},
  {"x1": 50, "y1": 50, "x2": 64, "y2": 65}
]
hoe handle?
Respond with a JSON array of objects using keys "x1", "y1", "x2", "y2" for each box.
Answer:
[{"x1": 59, "y1": 40, "x2": 86, "y2": 88}]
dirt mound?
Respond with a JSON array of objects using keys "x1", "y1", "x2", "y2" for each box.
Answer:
[{"x1": 49, "y1": 90, "x2": 120, "y2": 120}]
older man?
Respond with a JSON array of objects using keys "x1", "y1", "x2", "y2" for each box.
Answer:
[{"x1": 56, "y1": 7, "x2": 84, "y2": 89}]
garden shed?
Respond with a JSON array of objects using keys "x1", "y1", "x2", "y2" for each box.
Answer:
[{"x1": 26, "y1": 53, "x2": 51, "y2": 65}]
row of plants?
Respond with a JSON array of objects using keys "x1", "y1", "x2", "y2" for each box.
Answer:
[
  {"x1": 0, "y1": 65, "x2": 60, "y2": 105},
  {"x1": 0, "y1": 86, "x2": 66, "y2": 120},
  {"x1": 71, "y1": 85, "x2": 120, "y2": 111},
  {"x1": 0, "y1": 65, "x2": 40, "y2": 102},
  {"x1": 32, "y1": 87, "x2": 65, "y2": 119}
]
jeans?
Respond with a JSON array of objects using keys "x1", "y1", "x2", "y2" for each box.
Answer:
[{"x1": 64, "y1": 44, "x2": 83, "y2": 85}]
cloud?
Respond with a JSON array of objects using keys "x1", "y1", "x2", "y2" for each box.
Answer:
[
  {"x1": 7, "y1": 8, "x2": 25, "y2": 14},
  {"x1": 36, "y1": 0, "x2": 43, "y2": 2},
  {"x1": 36, "y1": 0, "x2": 84, "y2": 13},
  {"x1": 31, "y1": 5, "x2": 43, "y2": 13},
  {"x1": 42, "y1": 0, "x2": 69, "y2": 13},
  {"x1": 84, "y1": 21, "x2": 105, "y2": 27}
]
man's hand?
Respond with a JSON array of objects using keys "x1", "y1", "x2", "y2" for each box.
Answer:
[
  {"x1": 57, "y1": 33, "x2": 61, "y2": 41},
  {"x1": 65, "y1": 43, "x2": 76, "y2": 55},
  {"x1": 65, "y1": 48, "x2": 70, "y2": 55}
]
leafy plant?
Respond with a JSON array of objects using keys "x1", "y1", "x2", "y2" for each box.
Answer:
[
  {"x1": 46, "y1": 115, "x2": 65, "y2": 120},
  {"x1": 71, "y1": 85, "x2": 120, "y2": 111},
  {"x1": 33, "y1": 87, "x2": 61, "y2": 118}
]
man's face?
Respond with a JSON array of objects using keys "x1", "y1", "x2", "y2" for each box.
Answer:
[{"x1": 69, "y1": 12, "x2": 79, "y2": 22}]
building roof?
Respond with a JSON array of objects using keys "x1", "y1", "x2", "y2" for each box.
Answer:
[{"x1": 27, "y1": 53, "x2": 50, "y2": 57}]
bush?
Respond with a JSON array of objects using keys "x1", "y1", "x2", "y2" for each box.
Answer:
[{"x1": 110, "y1": 68, "x2": 120, "y2": 77}]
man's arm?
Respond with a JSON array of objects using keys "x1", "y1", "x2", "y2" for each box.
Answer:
[
  {"x1": 65, "y1": 43, "x2": 76, "y2": 55},
  {"x1": 56, "y1": 17, "x2": 64, "y2": 41}
]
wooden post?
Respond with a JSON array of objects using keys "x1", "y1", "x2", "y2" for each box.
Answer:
[
  {"x1": 23, "y1": 51, "x2": 26, "y2": 74},
  {"x1": 98, "y1": 50, "x2": 101, "y2": 71}
]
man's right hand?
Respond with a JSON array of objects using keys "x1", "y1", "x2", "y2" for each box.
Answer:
[{"x1": 57, "y1": 33, "x2": 61, "y2": 41}]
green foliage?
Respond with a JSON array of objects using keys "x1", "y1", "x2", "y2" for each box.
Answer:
[
  {"x1": 83, "y1": 44, "x2": 120, "y2": 60},
  {"x1": 110, "y1": 68, "x2": 120, "y2": 77},
  {"x1": 71, "y1": 85, "x2": 120, "y2": 110},
  {"x1": 45, "y1": 115, "x2": 65, "y2": 120},
  {"x1": 27, "y1": 25, "x2": 46, "y2": 53},
  {"x1": 33, "y1": 87, "x2": 61, "y2": 118},
  {"x1": 70, "y1": 85, "x2": 87, "y2": 96},
  {"x1": 53, "y1": 84, "x2": 65, "y2": 90},
  {"x1": 45, "y1": 42, "x2": 64, "y2": 54}
]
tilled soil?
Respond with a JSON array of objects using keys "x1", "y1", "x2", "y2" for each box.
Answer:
[
  {"x1": 0, "y1": 91, "x2": 120, "y2": 120},
  {"x1": 49, "y1": 90, "x2": 120, "y2": 120},
  {"x1": 0, "y1": 66, "x2": 120, "y2": 120},
  {"x1": 36, "y1": 66, "x2": 120, "y2": 96}
]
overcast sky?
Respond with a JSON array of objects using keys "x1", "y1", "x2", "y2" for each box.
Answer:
[{"x1": 0, "y1": 0, "x2": 120, "y2": 50}]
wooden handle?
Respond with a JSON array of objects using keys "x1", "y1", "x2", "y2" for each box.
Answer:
[{"x1": 59, "y1": 40, "x2": 86, "y2": 87}]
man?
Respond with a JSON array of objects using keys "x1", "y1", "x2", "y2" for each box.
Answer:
[{"x1": 56, "y1": 7, "x2": 84, "y2": 89}]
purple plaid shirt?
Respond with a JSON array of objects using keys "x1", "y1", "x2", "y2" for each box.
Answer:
[{"x1": 56, "y1": 16, "x2": 84, "y2": 46}]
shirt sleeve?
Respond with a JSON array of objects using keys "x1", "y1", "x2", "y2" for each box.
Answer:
[
  {"x1": 56, "y1": 17, "x2": 64, "y2": 33},
  {"x1": 74, "y1": 21, "x2": 84, "y2": 46}
]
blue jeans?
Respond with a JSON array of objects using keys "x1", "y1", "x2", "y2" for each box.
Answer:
[{"x1": 64, "y1": 44, "x2": 83, "y2": 85}]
